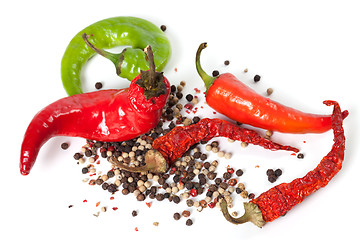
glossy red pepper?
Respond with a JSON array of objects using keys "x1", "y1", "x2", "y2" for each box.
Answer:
[
  {"x1": 20, "y1": 46, "x2": 170, "y2": 175},
  {"x1": 196, "y1": 43, "x2": 348, "y2": 133},
  {"x1": 221, "y1": 101, "x2": 346, "y2": 227}
]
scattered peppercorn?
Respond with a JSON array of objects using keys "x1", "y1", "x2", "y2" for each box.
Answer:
[
  {"x1": 72, "y1": 80, "x2": 294, "y2": 227},
  {"x1": 212, "y1": 70, "x2": 219, "y2": 77},
  {"x1": 248, "y1": 193, "x2": 255, "y2": 199},
  {"x1": 173, "y1": 212, "x2": 181, "y2": 220},
  {"x1": 266, "y1": 88, "x2": 274, "y2": 96},
  {"x1": 95, "y1": 82, "x2": 103, "y2": 89},
  {"x1": 224, "y1": 60, "x2": 230, "y2": 65},
  {"x1": 297, "y1": 153, "x2": 305, "y2": 159},
  {"x1": 182, "y1": 210, "x2": 191, "y2": 217},
  {"x1": 160, "y1": 25, "x2": 167, "y2": 32},
  {"x1": 61, "y1": 142, "x2": 69, "y2": 150},
  {"x1": 132, "y1": 210, "x2": 138, "y2": 217},
  {"x1": 254, "y1": 74, "x2": 261, "y2": 82},
  {"x1": 275, "y1": 168, "x2": 283, "y2": 177},
  {"x1": 185, "y1": 94, "x2": 193, "y2": 102},
  {"x1": 186, "y1": 219, "x2": 193, "y2": 226},
  {"x1": 235, "y1": 169, "x2": 243, "y2": 176}
]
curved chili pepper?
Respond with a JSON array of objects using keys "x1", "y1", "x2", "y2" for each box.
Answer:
[
  {"x1": 61, "y1": 16, "x2": 171, "y2": 96},
  {"x1": 110, "y1": 118, "x2": 299, "y2": 173},
  {"x1": 221, "y1": 100, "x2": 346, "y2": 227},
  {"x1": 20, "y1": 46, "x2": 170, "y2": 175},
  {"x1": 196, "y1": 43, "x2": 348, "y2": 133}
]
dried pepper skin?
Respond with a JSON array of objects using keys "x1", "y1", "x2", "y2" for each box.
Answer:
[
  {"x1": 152, "y1": 118, "x2": 299, "y2": 166},
  {"x1": 250, "y1": 100, "x2": 346, "y2": 223}
]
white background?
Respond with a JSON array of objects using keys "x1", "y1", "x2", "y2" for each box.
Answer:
[{"x1": 1, "y1": 0, "x2": 359, "y2": 239}]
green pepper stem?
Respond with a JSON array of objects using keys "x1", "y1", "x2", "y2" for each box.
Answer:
[
  {"x1": 220, "y1": 200, "x2": 266, "y2": 228},
  {"x1": 144, "y1": 45, "x2": 156, "y2": 88},
  {"x1": 135, "y1": 45, "x2": 167, "y2": 100},
  {"x1": 195, "y1": 42, "x2": 216, "y2": 92},
  {"x1": 82, "y1": 33, "x2": 125, "y2": 76}
]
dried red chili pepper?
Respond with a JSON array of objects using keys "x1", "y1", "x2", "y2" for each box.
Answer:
[
  {"x1": 196, "y1": 43, "x2": 348, "y2": 133},
  {"x1": 19, "y1": 46, "x2": 170, "y2": 175},
  {"x1": 220, "y1": 100, "x2": 346, "y2": 227},
  {"x1": 111, "y1": 118, "x2": 299, "y2": 173}
]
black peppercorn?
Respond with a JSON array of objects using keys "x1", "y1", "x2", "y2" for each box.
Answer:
[
  {"x1": 254, "y1": 74, "x2": 261, "y2": 82},
  {"x1": 136, "y1": 193, "x2": 146, "y2": 201},
  {"x1": 155, "y1": 193, "x2": 165, "y2": 201},
  {"x1": 185, "y1": 94, "x2": 193, "y2": 102},
  {"x1": 107, "y1": 170, "x2": 115, "y2": 178},
  {"x1": 107, "y1": 184, "x2": 117, "y2": 193},
  {"x1": 297, "y1": 153, "x2": 305, "y2": 159},
  {"x1": 275, "y1": 169, "x2": 283, "y2": 177},
  {"x1": 223, "y1": 172, "x2": 231, "y2": 180},
  {"x1": 73, "y1": 152, "x2": 83, "y2": 160},
  {"x1": 266, "y1": 169, "x2": 275, "y2": 176},
  {"x1": 236, "y1": 169, "x2": 244, "y2": 177},
  {"x1": 173, "y1": 212, "x2": 181, "y2": 220},
  {"x1": 95, "y1": 82, "x2": 103, "y2": 89},
  {"x1": 268, "y1": 175, "x2": 277, "y2": 183},
  {"x1": 176, "y1": 92, "x2": 183, "y2": 99},
  {"x1": 160, "y1": 25, "x2": 167, "y2": 32},
  {"x1": 212, "y1": 70, "x2": 219, "y2": 77},
  {"x1": 61, "y1": 142, "x2": 69, "y2": 150},
  {"x1": 172, "y1": 195, "x2": 180, "y2": 204},
  {"x1": 193, "y1": 116, "x2": 200, "y2": 124},
  {"x1": 186, "y1": 219, "x2": 193, "y2": 226}
]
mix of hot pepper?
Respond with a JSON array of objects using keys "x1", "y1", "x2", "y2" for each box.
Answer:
[{"x1": 19, "y1": 16, "x2": 348, "y2": 228}]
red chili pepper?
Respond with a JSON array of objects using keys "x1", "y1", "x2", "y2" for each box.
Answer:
[
  {"x1": 221, "y1": 101, "x2": 346, "y2": 227},
  {"x1": 195, "y1": 43, "x2": 348, "y2": 133},
  {"x1": 19, "y1": 46, "x2": 170, "y2": 175},
  {"x1": 110, "y1": 118, "x2": 299, "y2": 173}
]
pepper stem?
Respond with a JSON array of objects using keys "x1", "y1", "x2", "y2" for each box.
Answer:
[
  {"x1": 82, "y1": 33, "x2": 125, "y2": 76},
  {"x1": 135, "y1": 45, "x2": 167, "y2": 100},
  {"x1": 109, "y1": 149, "x2": 168, "y2": 174},
  {"x1": 220, "y1": 200, "x2": 265, "y2": 228},
  {"x1": 195, "y1": 42, "x2": 216, "y2": 92}
]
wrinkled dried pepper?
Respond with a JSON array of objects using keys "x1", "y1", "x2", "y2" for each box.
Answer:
[
  {"x1": 221, "y1": 100, "x2": 346, "y2": 227},
  {"x1": 110, "y1": 118, "x2": 299, "y2": 173}
]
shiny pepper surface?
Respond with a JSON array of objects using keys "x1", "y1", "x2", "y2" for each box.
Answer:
[
  {"x1": 196, "y1": 43, "x2": 348, "y2": 133},
  {"x1": 20, "y1": 47, "x2": 170, "y2": 175},
  {"x1": 61, "y1": 16, "x2": 171, "y2": 96}
]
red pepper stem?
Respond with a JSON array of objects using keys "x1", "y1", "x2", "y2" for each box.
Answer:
[
  {"x1": 82, "y1": 33, "x2": 125, "y2": 75},
  {"x1": 195, "y1": 42, "x2": 216, "y2": 92},
  {"x1": 220, "y1": 200, "x2": 265, "y2": 228}
]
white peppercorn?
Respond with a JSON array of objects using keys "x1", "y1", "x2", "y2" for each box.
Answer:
[
  {"x1": 212, "y1": 147, "x2": 219, "y2": 153},
  {"x1": 205, "y1": 144, "x2": 212, "y2": 151},
  {"x1": 217, "y1": 151, "x2": 225, "y2": 158},
  {"x1": 224, "y1": 152, "x2": 232, "y2": 159}
]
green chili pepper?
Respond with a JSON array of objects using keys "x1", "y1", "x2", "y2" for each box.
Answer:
[{"x1": 61, "y1": 16, "x2": 171, "y2": 96}]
